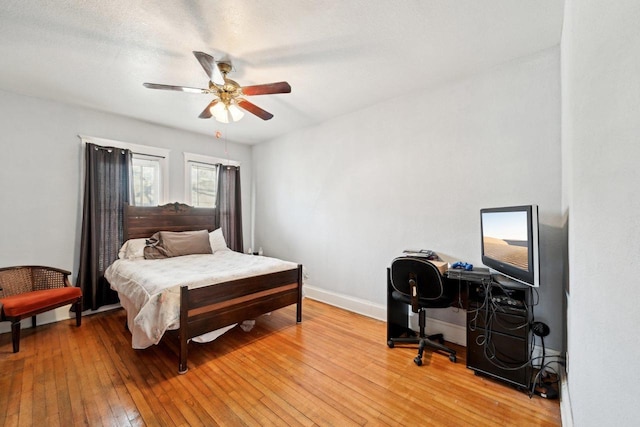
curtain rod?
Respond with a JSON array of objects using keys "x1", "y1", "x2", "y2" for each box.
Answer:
[
  {"x1": 188, "y1": 159, "x2": 240, "y2": 169},
  {"x1": 90, "y1": 144, "x2": 126, "y2": 154},
  {"x1": 89, "y1": 143, "x2": 166, "y2": 159},
  {"x1": 79, "y1": 135, "x2": 170, "y2": 159}
]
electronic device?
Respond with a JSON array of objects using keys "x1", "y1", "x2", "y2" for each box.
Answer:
[
  {"x1": 451, "y1": 261, "x2": 473, "y2": 271},
  {"x1": 490, "y1": 295, "x2": 525, "y2": 309},
  {"x1": 480, "y1": 205, "x2": 540, "y2": 287},
  {"x1": 402, "y1": 249, "x2": 438, "y2": 260},
  {"x1": 446, "y1": 267, "x2": 491, "y2": 282}
]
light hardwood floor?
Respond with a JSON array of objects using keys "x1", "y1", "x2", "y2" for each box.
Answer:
[{"x1": 0, "y1": 299, "x2": 561, "y2": 426}]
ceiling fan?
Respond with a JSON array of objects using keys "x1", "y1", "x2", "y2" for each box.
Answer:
[{"x1": 143, "y1": 51, "x2": 291, "y2": 123}]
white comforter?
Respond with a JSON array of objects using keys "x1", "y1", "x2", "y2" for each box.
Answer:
[{"x1": 105, "y1": 249, "x2": 298, "y2": 349}]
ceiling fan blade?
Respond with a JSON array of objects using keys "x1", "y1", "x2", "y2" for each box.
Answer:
[
  {"x1": 198, "y1": 100, "x2": 219, "y2": 119},
  {"x1": 193, "y1": 51, "x2": 225, "y2": 86},
  {"x1": 143, "y1": 82, "x2": 208, "y2": 94},
  {"x1": 237, "y1": 99, "x2": 274, "y2": 120},
  {"x1": 241, "y1": 81, "x2": 291, "y2": 96}
]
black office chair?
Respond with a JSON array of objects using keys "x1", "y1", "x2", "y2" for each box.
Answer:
[{"x1": 387, "y1": 257, "x2": 457, "y2": 365}]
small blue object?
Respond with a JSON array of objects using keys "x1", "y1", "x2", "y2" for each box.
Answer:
[{"x1": 451, "y1": 261, "x2": 473, "y2": 271}]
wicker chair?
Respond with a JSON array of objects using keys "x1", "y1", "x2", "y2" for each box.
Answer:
[{"x1": 0, "y1": 266, "x2": 82, "y2": 352}]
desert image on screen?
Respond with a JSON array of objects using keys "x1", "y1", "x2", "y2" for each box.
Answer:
[
  {"x1": 483, "y1": 236, "x2": 528, "y2": 269},
  {"x1": 482, "y1": 211, "x2": 529, "y2": 270}
]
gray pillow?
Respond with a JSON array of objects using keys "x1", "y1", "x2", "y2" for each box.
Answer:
[{"x1": 144, "y1": 230, "x2": 212, "y2": 259}]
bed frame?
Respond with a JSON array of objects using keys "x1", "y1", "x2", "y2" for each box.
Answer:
[{"x1": 123, "y1": 202, "x2": 303, "y2": 374}]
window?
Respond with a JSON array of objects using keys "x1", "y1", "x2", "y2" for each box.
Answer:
[
  {"x1": 184, "y1": 153, "x2": 239, "y2": 208},
  {"x1": 132, "y1": 155, "x2": 161, "y2": 206},
  {"x1": 189, "y1": 162, "x2": 218, "y2": 207},
  {"x1": 80, "y1": 135, "x2": 169, "y2": 206}
]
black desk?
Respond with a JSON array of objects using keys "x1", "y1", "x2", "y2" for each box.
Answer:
[{"x1": 387, "y1": 264, "x2": 534, "y2": 390}]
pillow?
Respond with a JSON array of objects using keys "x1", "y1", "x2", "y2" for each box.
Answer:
[
  {"x1": 209, "y1": 228, "x2": 229, "y2": 253},
  {"x1": 143, "y1": 230, "x2": 213, "y2": 259},
  {"x1": 118, "y1": 238, "x2": 147, "y2": 260}
]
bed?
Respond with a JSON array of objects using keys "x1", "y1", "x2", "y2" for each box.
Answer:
[{"x1": 105, "y1": 202, "x2": 303, "y2": 374}]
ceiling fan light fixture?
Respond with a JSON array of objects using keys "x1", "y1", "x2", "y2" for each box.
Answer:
[
  {"x1": 228, "y1": 103, "x2": 244, "y2": 122},
  {"x1": 210, "y1": 101, "x2": 229, "y2": 123},
  {"x1": 210, "y1": 100, "x2": 244, "y2": 123}
]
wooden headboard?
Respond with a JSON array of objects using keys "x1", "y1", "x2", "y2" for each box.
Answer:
[{"x1": 124, "y1": 202, "x2": 217, "y2": 240}]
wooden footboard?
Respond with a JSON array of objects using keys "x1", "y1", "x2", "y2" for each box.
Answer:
[{"x1": 177, "y1": 264, "x2": 303, "y2": 374}]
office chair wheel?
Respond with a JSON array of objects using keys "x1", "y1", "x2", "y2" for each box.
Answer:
[
  {"x1": 414, "y1": 356, "x2": 423, "y2": 366},
  {"x1": 449, "y1": 354, "x2": 457, "y2": 363},
  {"x1": 387, "y1": 340, "x2": 395, "y2": 348}
]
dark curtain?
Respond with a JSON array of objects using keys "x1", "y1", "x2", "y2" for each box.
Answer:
[
  {"x1": 76, "y1": 143, "x2": 131, "y2": 310},
  {"x1": 217, "y1": 164, "x2": 243, "y2": 253}
]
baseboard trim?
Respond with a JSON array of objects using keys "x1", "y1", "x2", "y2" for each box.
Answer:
[
  {"x1": 560, "y1": 370, "x2": 573, "y2": 426},
  {"x1": 304, "y1": 285, "x2": 387, "y2": 322},
  {"x1": 410, "y1": 312, "x2": 468, "y2": 346}
]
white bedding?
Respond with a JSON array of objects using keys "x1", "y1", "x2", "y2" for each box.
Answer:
[{"x1": 105, "y1": 249, "x2": 298, "y2": 349}]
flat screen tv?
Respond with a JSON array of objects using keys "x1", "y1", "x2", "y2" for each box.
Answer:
[{"x1": 480, "y1": 205, "x2": 540, "y2": 287}]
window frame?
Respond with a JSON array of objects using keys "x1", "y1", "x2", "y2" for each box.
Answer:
[
  {"x1": 183, "y1": 152, "x2": 240, "y2": 208},
  {"x1": 79, "y1": 135, "x2": 170, "y2": 205}
]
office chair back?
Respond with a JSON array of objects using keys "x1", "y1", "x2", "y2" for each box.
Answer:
[{"x1": 390, "y1": 257, "x2": 453, "y2": 313}]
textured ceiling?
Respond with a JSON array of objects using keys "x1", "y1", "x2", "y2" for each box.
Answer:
[{"x1": 0, "y1": 0, "x2": 563, "y2": 144}]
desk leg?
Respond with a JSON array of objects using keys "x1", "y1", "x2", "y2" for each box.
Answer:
[{"x1": 387, "y1": 268, "x2": 411, "y2": 345}]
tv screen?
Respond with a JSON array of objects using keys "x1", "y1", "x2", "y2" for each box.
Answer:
[{"x1": 480, "y1": 205, "x2": 539, "y2": 287}]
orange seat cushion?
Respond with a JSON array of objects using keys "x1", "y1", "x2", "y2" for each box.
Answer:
[{"x1": 1, "y1": 287, "x2": 82, "y2": 317}]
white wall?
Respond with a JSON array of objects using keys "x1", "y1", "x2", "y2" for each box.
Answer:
[
  {"x1": 0, "y1": 90, "x2": 251, "y2": 329},
  {"x1": 253, "y1": 48, "x2": 565, "y2": 351},
  {"x1": 562, "y1": 0, "x2": 640, "y2": 425}
]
